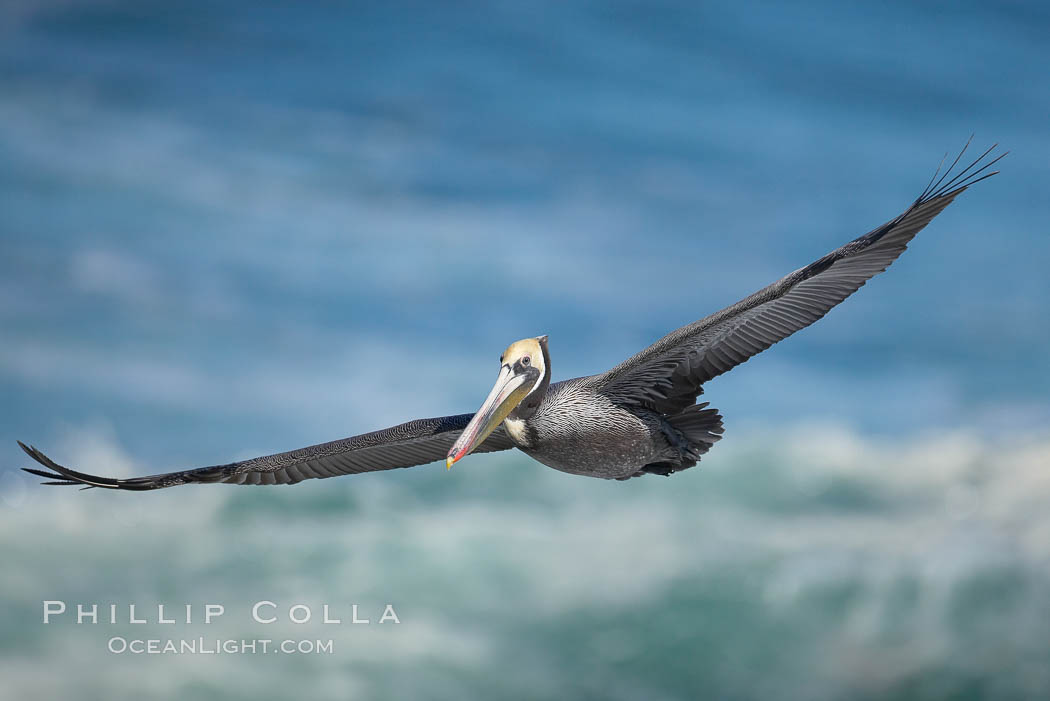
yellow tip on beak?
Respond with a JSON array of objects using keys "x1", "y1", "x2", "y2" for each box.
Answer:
[{"x1": 446, "y1": 456, "x2": 455, "y2": 470}]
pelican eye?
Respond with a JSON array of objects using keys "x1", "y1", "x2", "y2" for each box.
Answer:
[{"x1": 521, "y1": 356, "x2": 531, "y2": 366}]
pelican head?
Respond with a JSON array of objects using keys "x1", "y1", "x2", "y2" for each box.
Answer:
[{"x1": 446, "y1": 335, "x2": 550, "y2": 469}]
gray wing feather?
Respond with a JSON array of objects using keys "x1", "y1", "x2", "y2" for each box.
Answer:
[
  {"x1": 19, "y1": 414, "x2": 515, "y2": 490},
  {"x1": 599, "y1": 142, "x2": 1003, "y2": 414}
]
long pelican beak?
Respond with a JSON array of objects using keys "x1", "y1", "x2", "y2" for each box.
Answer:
[{"x1": 446, "y1": 364, "x2": 532, "y2": 469}]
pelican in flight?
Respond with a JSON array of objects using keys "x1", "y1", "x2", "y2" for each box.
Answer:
[{"x1": 19, "y1": 143, "x2": 1002, "y2": 489}]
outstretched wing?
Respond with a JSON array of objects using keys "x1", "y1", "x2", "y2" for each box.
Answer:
[
  {"x1": 19, "y1": 414, "x2": 516, "y2": 490},
  {"x1": 599, "y1": 140, "x2": 1004, "y2": 415}
]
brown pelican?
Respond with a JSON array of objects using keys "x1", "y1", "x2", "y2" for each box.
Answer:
[{"x1": 19, "y1": 142, "x2": 1002, "y2": 489}]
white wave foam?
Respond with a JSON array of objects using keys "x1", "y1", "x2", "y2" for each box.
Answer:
[{"x1": 3, "y1": 422, "x2": 1049, "y2": 698}]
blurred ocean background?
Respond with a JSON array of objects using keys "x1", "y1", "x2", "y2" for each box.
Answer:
[{"x1": 1, "y1": 1, "x2": 1048, "y2": 699}]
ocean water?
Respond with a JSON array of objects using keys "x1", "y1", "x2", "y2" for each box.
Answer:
[{"x1": 1, "y1": 1, "x2": 1048, "y2": 699}]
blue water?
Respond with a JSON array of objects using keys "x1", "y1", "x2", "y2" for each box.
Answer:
[{"x1": 1, "y1": 2, "x2": 1049, "y2": 699}]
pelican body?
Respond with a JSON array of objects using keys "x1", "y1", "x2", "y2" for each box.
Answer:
[
  {"x1": 18, "y1": 143, "x2": 1002, "y2": 489},
  {"x1": 444, "y1": 338, "x2": 723, "y2": 480}
]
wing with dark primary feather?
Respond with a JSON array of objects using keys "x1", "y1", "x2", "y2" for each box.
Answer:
[
  {"x1": 599, "y1": 141, "x2": 1004, "y2": 415},
  {"x1": 19, "y1": 414, "x2": 516, "y2": 490}
]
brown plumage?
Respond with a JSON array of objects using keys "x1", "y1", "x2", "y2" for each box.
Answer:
[{"x1": 19, "y1": 141, "x2": 1003, "y2": 488}]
